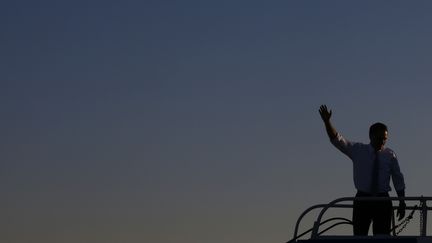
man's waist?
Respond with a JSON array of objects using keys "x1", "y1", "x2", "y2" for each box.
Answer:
[{"x1": 356, "y1": 190, "x2": 389, "y2": 197}]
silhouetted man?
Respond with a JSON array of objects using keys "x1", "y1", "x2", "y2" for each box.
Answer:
[{"x1": 319, "y1": 105, "x2": 406, "y2": 236}]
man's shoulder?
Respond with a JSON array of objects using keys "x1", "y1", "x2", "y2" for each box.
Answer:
[
  {"x1": 383, "y1": 147, "x2": 396, "y2": 153},
  {"x1": 383, "y1": 147, "x2": 398, "y2": 159},
  {"x1": 351, "y1": 142, "x2": 369, "y2": 148}
]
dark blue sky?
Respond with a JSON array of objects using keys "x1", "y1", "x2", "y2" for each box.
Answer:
[{"x1": 3, "y1": 1, "x2": 432, "y2": 242}]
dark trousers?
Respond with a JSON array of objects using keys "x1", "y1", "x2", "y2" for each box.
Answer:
[{"x1": 353, "y1": 191, "x2": 393, "y2": 235}]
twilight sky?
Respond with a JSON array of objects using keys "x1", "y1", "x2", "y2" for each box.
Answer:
[{"x1": 3, "y1": 1, "x2": 432, "y2": 243}]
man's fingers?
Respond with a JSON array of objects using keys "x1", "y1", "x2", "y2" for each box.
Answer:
[
  {"x1": 319, "y1": 106, "x2": 325, "y2": 113},
  {"x1": 319, "y1": 105, "x2": 330, "y2": 114}
]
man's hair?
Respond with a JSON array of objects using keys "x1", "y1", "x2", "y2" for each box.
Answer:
[{"x1": 369, "y1": 122, "x2": 388, "y2": 136}]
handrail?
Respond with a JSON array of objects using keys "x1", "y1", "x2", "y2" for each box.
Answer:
[
  {"x1": 288, "y1": 217, "x2": 352, "y2": 243},
  {"x1": 293, "y1": 204, "x2": 352, "y2": 239},
  {"x1": 290, "y1": 196, "x2": 432, "y2": 242},
  {"x1": 318, "y1": 221, "x2": 352, "y2": 236},
  {"x1": 313, "y1": 197, "x2": 432, "y2": 238}
]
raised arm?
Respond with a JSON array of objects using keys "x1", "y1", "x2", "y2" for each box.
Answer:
[{"x1": 319, "y1": 105, "x2": 337, "y2": 140}]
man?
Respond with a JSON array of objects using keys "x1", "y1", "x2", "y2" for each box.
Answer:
[{"x1": 319, "y1": 105, "x2": 406, "y2": 235}]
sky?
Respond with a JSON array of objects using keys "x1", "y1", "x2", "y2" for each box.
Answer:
[{"x1": 3, "y1": 1, "x2": 432, "y2": 243}]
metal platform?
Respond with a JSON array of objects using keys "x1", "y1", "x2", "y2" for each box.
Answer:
[{"x1": 298, "y1": 236, "x2": 432, "y2": 243}]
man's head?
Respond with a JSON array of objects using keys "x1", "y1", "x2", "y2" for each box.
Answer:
[{"x1": 369, "y1": 122, "x2": 388, "y2": 151}]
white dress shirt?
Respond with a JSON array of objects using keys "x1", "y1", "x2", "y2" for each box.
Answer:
[{"x1": 331, "y1": 133, "x2": 405, "y2": 193}]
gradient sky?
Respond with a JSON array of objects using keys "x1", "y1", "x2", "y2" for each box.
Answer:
[{"x1": 3, "y1": 1, "x2": 432, "y2": 243}]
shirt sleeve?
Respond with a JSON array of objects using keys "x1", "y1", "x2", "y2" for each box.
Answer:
[
  {"x1": 390, "y1": 151, "x2": 406, "y2": 191},
  {"x1": 330, "y1": 133, "x2": 355, "y2": 159}
]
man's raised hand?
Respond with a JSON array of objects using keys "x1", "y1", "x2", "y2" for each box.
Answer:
[{"x1": 319, "y1": 105, "x2": 332, "y2": 122}]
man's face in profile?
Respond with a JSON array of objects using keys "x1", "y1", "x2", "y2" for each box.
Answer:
[{"x1": 370, "y1": 129, "x2": 388, "y2": 151}]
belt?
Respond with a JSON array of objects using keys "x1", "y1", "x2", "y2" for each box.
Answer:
[{"x1": 356, "y1": 190, "x2": 389, "y2": 197}]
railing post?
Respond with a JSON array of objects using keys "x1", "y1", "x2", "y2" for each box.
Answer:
[
  {"x1": 421, "y1": 196, "x2": 427, "y2": 236},
  {"x1": 311, "y1": 221, "x2": 319, "y2": 238}
]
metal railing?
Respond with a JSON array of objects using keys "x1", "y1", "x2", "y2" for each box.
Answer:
[{"x1": 289, "y1": 196, "x2": 432, "y2": 243}]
